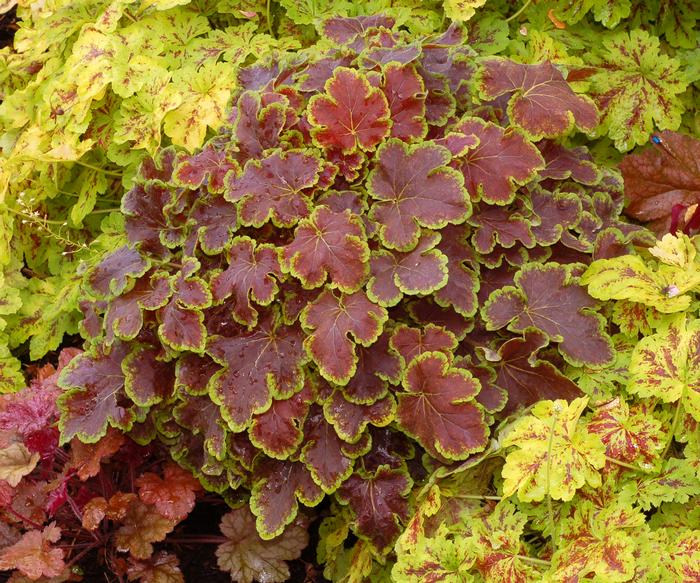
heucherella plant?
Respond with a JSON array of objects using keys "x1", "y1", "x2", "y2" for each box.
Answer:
[{"x1": 53, "y1": 14, "x2": 665, "y2": 574}]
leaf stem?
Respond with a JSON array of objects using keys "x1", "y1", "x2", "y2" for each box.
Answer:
[
  {"x1": 605, "y1": 456, "x2": 654, "y2": 473},
  {"x1": 505, "y1": 0, "x2": 533, "y2": 22},
  {"x1": 168, "y1": 535, "x2": 228, "y2": 544},
  {"x1": 266, "y1": 0, "x2": 273, "y2": 36},
  {"x1": 6, "y1": 507, "x2": 44, "y2": 529},
  {"x1": 516, "y1": 555, "x2": 551, "y2": 567},
  {"x1": 662, "y1": 400, "x2": 683, "y2": 458},
  {"x1": 452, "y1": 494, "x2": 503, "y2": 501}
]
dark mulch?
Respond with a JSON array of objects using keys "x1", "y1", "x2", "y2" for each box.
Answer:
[{"x1": 0, "y1": 6, "x2": 17, "y2": 49}]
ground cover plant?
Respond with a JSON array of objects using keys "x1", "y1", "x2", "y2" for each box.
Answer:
[{"x1": 0, "y1": 0, "x2": 699, "y2": 581}]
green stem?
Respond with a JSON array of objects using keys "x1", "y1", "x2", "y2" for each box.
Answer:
[
  {"x1": 72, "y1": 159, "x2": 123, "y2": 178},
  {"x1": 545, "y1": 413, "x2": 558, "y2": 547},
  {"x1": 266, "y1": 0, "x2": 273, "y2": 36},
  {"x1": 505, "y1": 0, "x2": 533, "y2": 22},
  {"x1": 452, "y1": 494, "x2": 503, "y2": 501},
  {"x1": 5, "y1": 207, "x2": 67, "y2": 226},
  {"x1": 605, "y1": 456, "x2": 654, "y2": 473},
  {"x1": 90, "y1": 208, "x2": 121, "y2": 214},
  {"x1": 662, "y1": 400, "x2": 683, "y2": 458},
  {"x1": 516, "y1": 555, "x2": 551, "y2": 567}
]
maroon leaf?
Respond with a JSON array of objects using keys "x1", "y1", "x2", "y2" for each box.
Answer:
[
  {"x1": 173, "y1": 143, "x2": 239, "y2": 192},
  {"x1": 211, "y1": 237, "x2": 282, "y2": 327},
  {"x1": 173, "y1": 394, "x2": 228, "y2": 460},
  {"x1": 367, "y1": 231, "x2": 448, "y2": 306},
  {"x1": 538, "y1": 141, "x2": 599, "y2": 184},
  {"x1": 487, "y1": 330, "x2": 582, "y2": 416},
  {"x1": 175, "y1": 353, "x2": 220, "y2": 396},
  {"x1": 321, "y1": 15, "x2": 396, "y2": 44},
  {"x1": 528, "y1": 188, "x2": 582, "y2": 245},
  {"x1": 368, "y1": 140, "x2": 470, "y2": 250},
  {"x1": 451, "y1": 117, "x2": 544, "y2": 205},
  {"x1": 324, "y1": 390, "x2": 395, "y2": 443},
  {"x1": 87, "y1": 246, "x2": 150, "y2": 298},
  {"x1": 382, "y1": 63, "x2": 427, "y2": 141},
  {"x1": 620, "y1": 131, "x2": 700, "y2": 234},
  {"x1": 208, "y1": 314, "x2": 307, "y2": 431},
  {"x1": 122, "y1": 346, "x2": 175, "y2": 407},
  {"x1": 190, "y1": 193, "x2": 239, "y2": 254},
  {"x1": 336, "y1": 465, "x2": 411, "y2": 552},
  {"x1": 434, "y1": 224, "x2": 480, "y2": 317},
  {"x1": 250, "y1": 459, "x2": 323, "y2": 539},
  {"x1": 396, "y1": 352, "x2": 488, "y2": 460},
  {"x1": 390, "y1": 324, "x2": 457, "y2": 367},
  {"x1": 226, "y1": 150, "x2": 322, "y2": 227},
  {"x1": 482, "y1": 263, "x2": 614, "y2": 366},
  {"x1": 301, "y1": 290, "x2": 387, "y2": 385},
  {"x1": 57, "y1": 343, "x2": 136, "y2": 443},
  {"x1": 308, "y1": 67, "x2": 390, "y2": 152},
  {"x1": 249, "y1": 383, "x2": 314, "y2": 459},
  {"x1": 343, "y1": 331, "x2": 401, "y2": 405},
  {"x1": 282, "y1": 207, "x2": 369, "y2": 293},
  {"x1": 230, "y1": 91, "x2": 285, "y2": 159},
  {"x1": 468, "y1": 205, "x2": 535, "y2": 254},
  {"x1": 453, "y1": 357, "x2": 507, "y2": 414},
  {"x1": 122, "y1": 182, "x2": 175, "y2": 256}
]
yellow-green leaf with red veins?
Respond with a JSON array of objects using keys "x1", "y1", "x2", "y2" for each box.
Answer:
[
  {"x1": 115, "y1": 499, "x2": 177, "y2": 559},
  {"x1": 135, "y1": 463, "x2": 201, "y2": 521},
  {"x1": 367, "y1": 231, "x2": 448, "y2": 307},
  {"x1": 550, "y1": 496, "x2": 646, "y2": 582},
  {"x1": 468, "y1": 501, "x2": 546, "y2": 583},
  {"x1": 587, "y1": 397, "x2": 665, "y2": 465},
  {"x1": 585, "y1": 29, "x2": 687, "y2": 151},
  {"x1": 483, "y1": 263, "x2": 613, "y2": 366},
  {"x1": 478, "y1": 59, "x2": 598, "y2": 139},
  {"x1": 211, "y1": 236, "x2": 282, "y2": 327},
  {"x1": 216, "y1": 506, "x2": 308, "y2": 583},
  {"x1": 282, "y1": 207, "x2": 369, "y2": 294},
  {"x1": 163, "y1": 62, "x2": 235, "y2": 152},
  {"x1": 127, "y1": 551, "x2": 184, "y2": 583},
  {"x1": 396, "y1": 351, "x2": 488, "y2": 460},
  {"x1": 207, "y1": 314, "x2": 307, "y2": 432},
  {"x1": 450, "y1": 117, "x2": 544, "y2": 205},
  {"x1": 308, "y1": 67, "x2": 391, "y2": 153},
  {"x1": 0, "y1": 523, "x2": 64, "y2": 579},
  {"x1": 300, "y1": 290, "x2": 387, "y2": 385},
  {"x1": 392, "y1": 523, "x2": 475, "y2": 582},
  {"x1": 367, "y1": 140, "x2": 470, "y2": 251},
  {"x1": 622, "y1": 458, "x2": 700, "y2": 511},
  {"x1": 628, "y1": 317, "x2": 700, "y2": 421},
  {"x1": 659, "y1": 529, "x2": 700, "y2": 583},
  {"x1": 0, "y1": 443, "x2": 39, "y2": 487},
  {"x1": 502, "y1": 397, "x2": 606, "y2": 502},
  {"x1": 57, "y1": 342, "x2": 137, "y2": 444},
  {"x1": 250, "y1": 459, "x2": 323, "y2": 539},
  {"x1": 113, "y1": 68, "x2": 181, "y2": 154},
  {"x1": 337, "y1": 465, "x2": 412, "y2": 553},
  {"x1": 225, "y1": 150, "x2": 323, "y2": 228}
]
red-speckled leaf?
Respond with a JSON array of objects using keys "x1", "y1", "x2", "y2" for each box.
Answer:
[
  {"x1": 249, "y1": 383, "x2": 314, "y2": 459},
  {"x1": 538, "y1": 141, "x2": 599, "y2": 184},
  {"x1": 308, "y1": 67, "x2": 390, "y2": 153},
  {"x1": 301, "y1": 290, "x2": 387, "y2": 385},
  {"x1": 397, "y1": 351, "x2": 488, "y2": 460},
  {"x1": 57, "y1": 343, "x2": 136, "y2": 444},
  {"x1": 300, "y1": 405, "x2": 363, "y2": 493},
  {"x1": 105, "y1": 272, "x2": 172, "y2": 342},
  {"x1": 173, "y1": 394, "x2": 227, "y2": 460},
  {"x1": 87, "y1": 246, "x2": 150, "y2": 298},
  {"x1": 190, "y1": 193, "x2": 239, "y2": 254},
  {"x1": 382, "y1": 63, "x2": 427, "y2": 141},
  {"x1": 122, "y1": 346, "x2": 175, "y2": 407},
  {"x1": 336, "y1": 465, "x2": 411, "y2": 553},
  {"x1": 226, "y1": 150, "x2": 322, "y2": 227},
  {"x1": 173, "y1": 144, "x2": 239, "y2": 192},
  {"x1": 250, "y1": 458, "x2": 323, "y2": 539},
  {"x1": 434, "y1": 224, "x2": 480, "y2": 317},
  {"x1": 367, "y1": 231, "x2": 448, "y2": 307},
  {"x1": 626, "y1": 458, "x2": 700, "y2": 511},
  {"x1": 343, "y1": 331, "x2": 401, "y2": 405},
  {"x1": 136, "y1": 462, "x2": 201, "y2": 521},
  {"x1": 487, "y1": 329, "x2": 582, "y2": 416},
  {"x1": 620, "y1": 131, "x2": 700, "y2": 234},
  {"x1": 321, "y1": 15, "x2": 396, "y2": 44},
  {"x1": 479, "y1": 59, "x2": 598, "y2": 139},
  {"x1": 324, "y1": 390, "x2": 396, "y2": 443},
  {"x1": 230, "y1": 92, "x2": 285, "y2": 159},
  {"x1": 468, "y1": 205, "x2": 535, "y2": 254},
  {"x1": 368, "y1": 140, "x2": 470, "y2": 250},
  {"x1": 483, "y1": 263, "x2": 613, "y2": 366},
  {"x1": 211, "y1": 237, "x2": 282, "y2": 327},
  {"x1": 587, "y1": 398, "x2": 665, "y2": 465},
  {"x1": 390, "y1": 324, "x2": 457, "y2": 368},
  {"x1": 451, "y1": 117, "x2": 544, "y2": 205},
  {"x1": 208, "y1": 314, "x2": 307, "y2": 431},
  {"x1": 282, "y1": 207, "x2": 369, "y2": 293}
]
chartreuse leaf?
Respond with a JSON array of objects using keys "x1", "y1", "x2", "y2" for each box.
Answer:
[
  {"x1": 549, "y1": 494, "x2": 646, "y2": 582},
  {"x1": 587, "y1": 29, "x2": 688, "y2": 151},
  {"x1": 443, "y1": 0, "x2": 486, "y2": 22},
  {"x1": 501, "y1": 397, "x2": 606, "y2": 502},
  {"x1": 628, "y1": 317, "x2": 700, "y2": 421}
]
